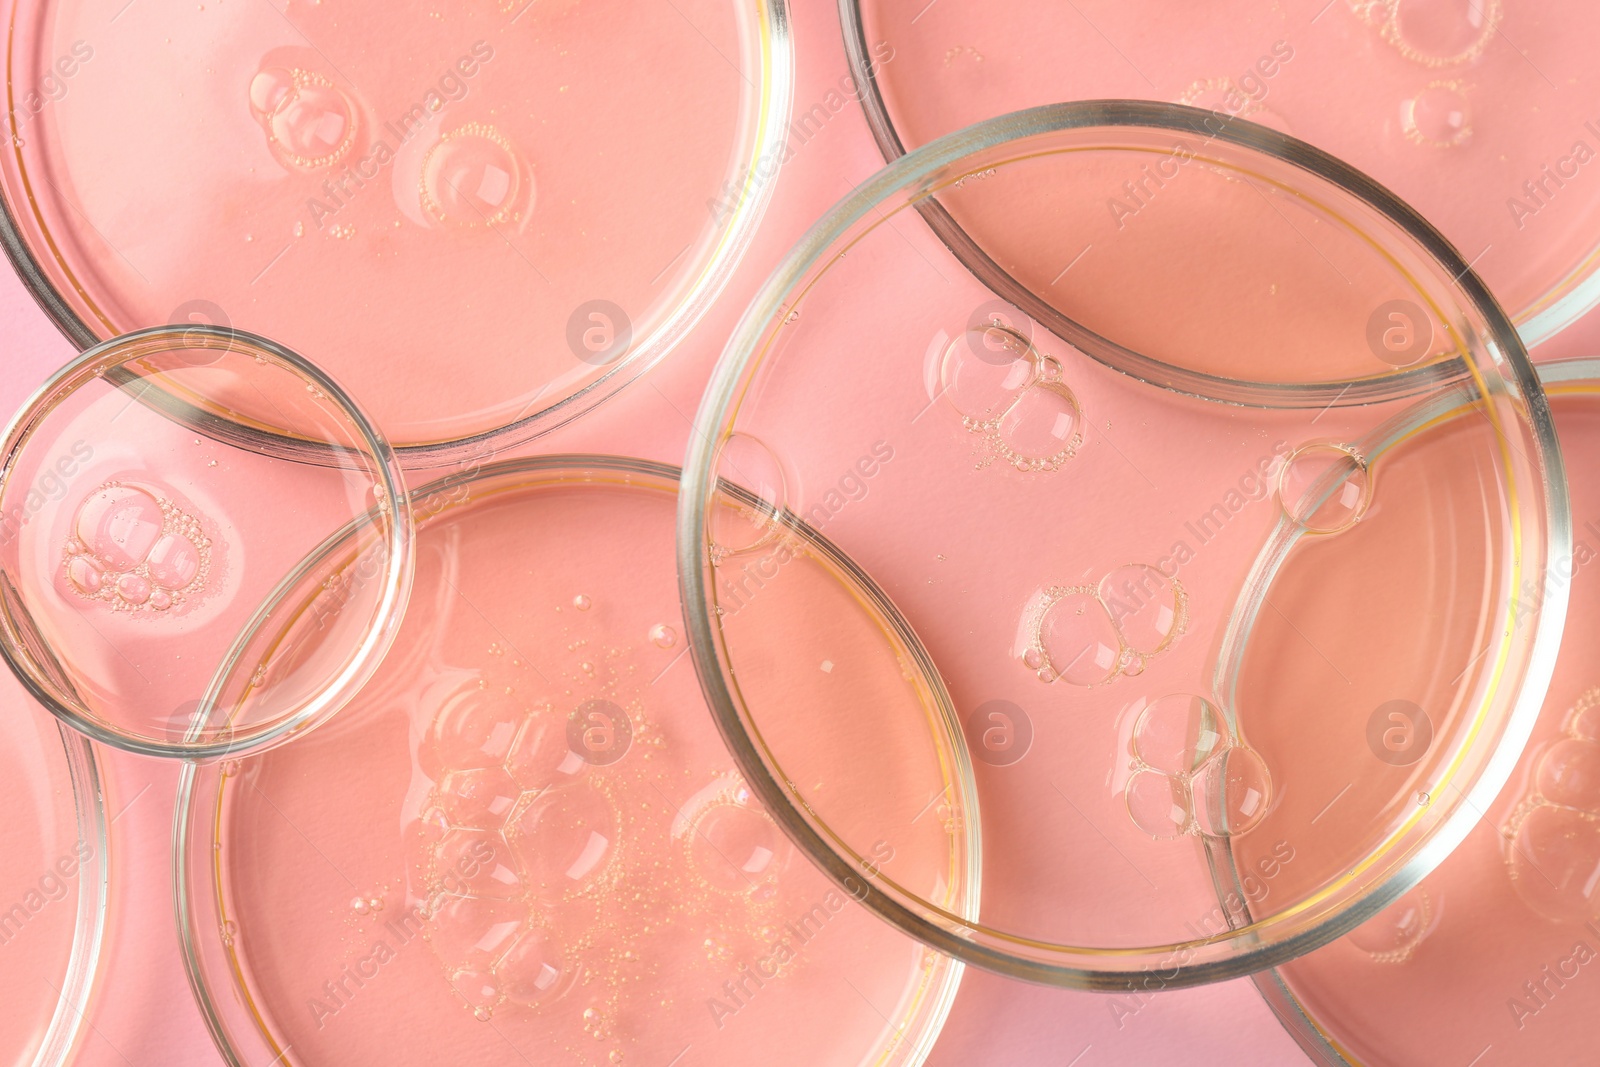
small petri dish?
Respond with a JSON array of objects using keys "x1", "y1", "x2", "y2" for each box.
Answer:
[
  {"x1": 1255, "y1": 357, "x2": 1600, "y2": 1066},
  {"x1": 844, "y1": 0, "x2": 1600, "y2": 381},
  {"x1": 679, "y1": 103, "x2": 1568, "y2": 987},
  {"x1": 176, "y1": 456, "x2": 973, "y2": 1067},
  {"x1": 0, "y1": 0, "x2": 792, "y2": 466},
  {"x1": 0, "y1": 324, "x2": 412, "y2": 758},
  {"x1": 0, "y1": 665, "x2": 108, "y2": 1067}
]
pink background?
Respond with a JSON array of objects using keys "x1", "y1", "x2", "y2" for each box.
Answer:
[{"x1": 4, "y1": 2, "x2": 1598, "y2": 1064}]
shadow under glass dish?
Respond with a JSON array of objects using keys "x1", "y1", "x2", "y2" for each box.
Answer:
[
  {"x1": 679, "y1": 102, "x2": 1567, "y2": 989},
  {"x1": 0, "y1": 325, "x2": 413, "y2": 759},
  {"x1": 842, "y1": 0, "x2": 1600, "y2": 390},
  {"x1": 1253, "y1": 358, "x2": 1600, "y2": 1066},
  {"x1": 0, "y1": 0, "x2": 793, "y2": 466},
  {"x1": 176, "y1": 456, "x2": 975, "y2": 1067},
  {"x1": 0, "y1": 667, "x2": 107, "y2": 1067}
]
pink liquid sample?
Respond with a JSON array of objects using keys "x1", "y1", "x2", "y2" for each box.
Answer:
[
  {"x1": 0, "y1": 668, "x2": 100, "y2": 1066},
  {"x1": 1270, "y1": 379, "x2": 1600, "y2": 1065},
  {"x1": 860, "y1": 0, "x2": 1600, "y2": 342},
  {"x1": 4, "y1": 0, "x2": 755, "y2": 448},
  {"x1": 692, "y1": 117, "x2": 1554, "y2": 978},
  {"x1": 190, "y1": 463, "x2": 963, "y2": 1066},
  {"x1": 0, "y1": 342, "x2": 406, "y2": 753}
]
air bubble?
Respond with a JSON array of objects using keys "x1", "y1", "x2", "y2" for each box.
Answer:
[
  {"x1": 435, "y1": 829, "x2": 523, "y2": 900},
  {"x1": 505, "y1": 710, "x2": 585, "y2": 791},
  {"x1": 710, "y1": 433, "x2": 786, "y2": 557},
  {"x1": 250, "y1": 66, "x2": 357, "y2": 171},
  {"x1": 1190, "y1": 747, "x2": 1272, "y2": 838},
  {"x1": 940, "y1": 326, "x2": 1038, "y2": 422},
  {"x1": 1279, "y1": 443, "x2": 1371, "y2": 533},
  {"x1": 1535, "y1": 737, "x2": 1600, "y2": 812},
  {"x1": 1402, "y1": 82, "x2": 1472, "y2": 148},
  {"x1": 428, "y1": 686, "x2": 523, "y2": 771},
  {"x1": 1132, "y1": 694, "x2": 1228, "y2": 775},
  {"x1": 64, "y1": 482, "x2": 210, "y2": 613},
  {"x1": 1100, "y1": 564, "x2": 1188, "y2": 656},
  {"x1": 1346, "y1": 887, "x2": 1436, "y2": 963},
  {"x1": 687, "y1": 801, "x2": 786, "y2": 895},
  {"x1": 1383, "y1": 0, "x2": 1500, "y2": 67},
  {"x1": 496, "y1": 927, "x2": 570, "y2": 1005},
  {"x1": 436, "y1": 767, "x2": 521, "y2": 829},
  {"x1": 75, "y1": 484, "x2": 164, "y2": 570},
  {"x1": 506, "y1": 785, "x2": 617, "y2": 895},
  {"x1": 420, "y1": 123, "x2": 531, "y2": 228},
  {"x1": 427, "y1": 894, "x2": 526, "y2": 966},
  {"x1": 449, "y1": 966, "x2": 502, "y2": 1013},
  {"x1": 1038, "y1": 589, "x2": 1121, "y2": 687},
  {"x1": 1125, "y1": 769, "x2": 1190, "y2": 840},
  {"x1": 1507, "y1": 803, "x2": 1600, "y2": 921},
  {"x1": 993, "y1": 381, "x2": 1083, "y2": 468},
  {"x1": 573, "y1": 594, "x2": 592, "y2": 611},
  {"x1": 649, "y1": 623, "x2": 677, "y2": 649}
]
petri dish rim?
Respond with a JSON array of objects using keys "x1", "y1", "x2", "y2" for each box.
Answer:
[
  {"x1": 836, "y1": 0, "x2": 1596, "y2": 404},
  {"x1": 173, "y1": 452, "x2": 980, "y2": 1067},
  {"x1": 0, "y1": 323, "x2": 415, "y2": 760},
  {"x1": 0, "y1": 0, "x2": 797, "y2": 469},
  {"x1": 677, "y1": 100, "x2": 1568, "y2": 989},
  {"x1": 1242, "y1": 355, "x2": 1600, "y2": 1067}
]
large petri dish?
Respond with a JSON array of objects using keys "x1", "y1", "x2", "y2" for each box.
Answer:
[
  {"x1": 0, "y1": 0, "x2": 793, "y2": 466},
  {"x1": 1257, "y1": 357, "x2": 1600, "y2": 1066},
  {"x1": 679, "y1": 103, "x2": 1568, "y2": 988},
  {"x1": 844, "y1": 0, "x2": 1600, "y2": 380},
  {"x1": 177, "y1": 456, "x2": 973, "y2": 1067},
  {"x1": 0, "y1": 324, "x2": 413, "y2": 758},
  {"x1": 0, "y1": 665, "x2": 108, "y2": 1067}
]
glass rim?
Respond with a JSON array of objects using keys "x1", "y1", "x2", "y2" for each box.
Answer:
[
  {"x1": 0, "y1": 323, "x2": 415, "y2": 760},
  {"x1": 676, "y1": 99, "x2": 1570, "y2": 988},
  {"x1": 1248, "y1": 354, "x2": 1600, "y2": 1067},
  {"x1": 172, "y1": 452, "x2": 978, "y2": 1067},
  {"x1": 0, "y1": 0, "x2": 796, "y2": 469},
  {"x1": 837, "y1": 0, "x2": 1600, "y2": 392}
]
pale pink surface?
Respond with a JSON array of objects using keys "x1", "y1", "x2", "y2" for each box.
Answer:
[{"x1": 4, "y1": 1, "x2": 1600, "y2": 1064}]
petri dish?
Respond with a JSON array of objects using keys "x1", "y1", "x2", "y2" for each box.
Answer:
[
  {"x1": 176, "y1": 456, "x2": 974, "y2": 1067},
  {"x1": 678, "y1": 103, "x2": 1568, "y2": 987},
  {"x1": 0, "y1": 324, "x2": 412, "y2": 758},
  {"x1": 0, "y1": 664, "x2": 108, "y2": 1067},
  {"x1": 0, "y1": 0, "x2": 793, "y2": 466},
  {"x1": 844, "y1": 0, "x2": 1600, "y2": 381},
  {"x1": 1256, "y1": 357, "x2": 1600, "y2": 1066}
]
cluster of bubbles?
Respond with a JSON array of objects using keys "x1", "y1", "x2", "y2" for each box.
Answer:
[
  {"x1": 1503, "y1": 687, "x2": 1600, "y2": 922},
  {"x1": 1348, "y1": 0, "x2": 1491, "y2": 146},
  {"x1": 63, "y1": 481, "x2": 210, "y2": 613},
  {"x1": 1123, "y1": 693, "x2": 1273, "y2": 840},
  {"x1": 939, "y1": 322, "x2": 1084, "y2": 473},
  {"x1": 248, "y1": 66, "x2": 359, "y2": 172},
  {"x1": 1343, "y1": 885, "x2": 1439, "y2": 964},
  {"x1": 1022, "y1": 563, "x2": 1189, "y2": 687},
  {"x1": 401, "y1": 613, "x2": 799, "y2": 1060}
]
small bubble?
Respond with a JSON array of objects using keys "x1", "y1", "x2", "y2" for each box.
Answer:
[
  {"x1": 648, "y1": 623, "x2": 677, "y2": 649},
  {"x1": 573, "y1": 594, "x2": 592, "y2": 611},
  {"x1": 1279, "y1": 443, "x2": 1371, "y2": 534}
]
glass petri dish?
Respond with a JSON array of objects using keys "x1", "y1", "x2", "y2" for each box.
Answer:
[
  {"x1": 0, "y1": 0, "x2": 792, "y2": 467},
  {"x1": 844, "y1": 0, "x2": 1600, "y2": 382},
  {"x1": 176, "y1": 456, "x2": 974, "y2": 1067},
  {"x1": 0, "y1": 324, "x2": 413, "y2": 758},
  {"x1": 1255, "y1": 357, "x2": 1600, "y2": 1066},
  {"x1": 679, "y1": 102, "x2": 1568, "y2": 988},
  {"x1": 0, "y1": 665, "x2": 108, "y2": 1067}
]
